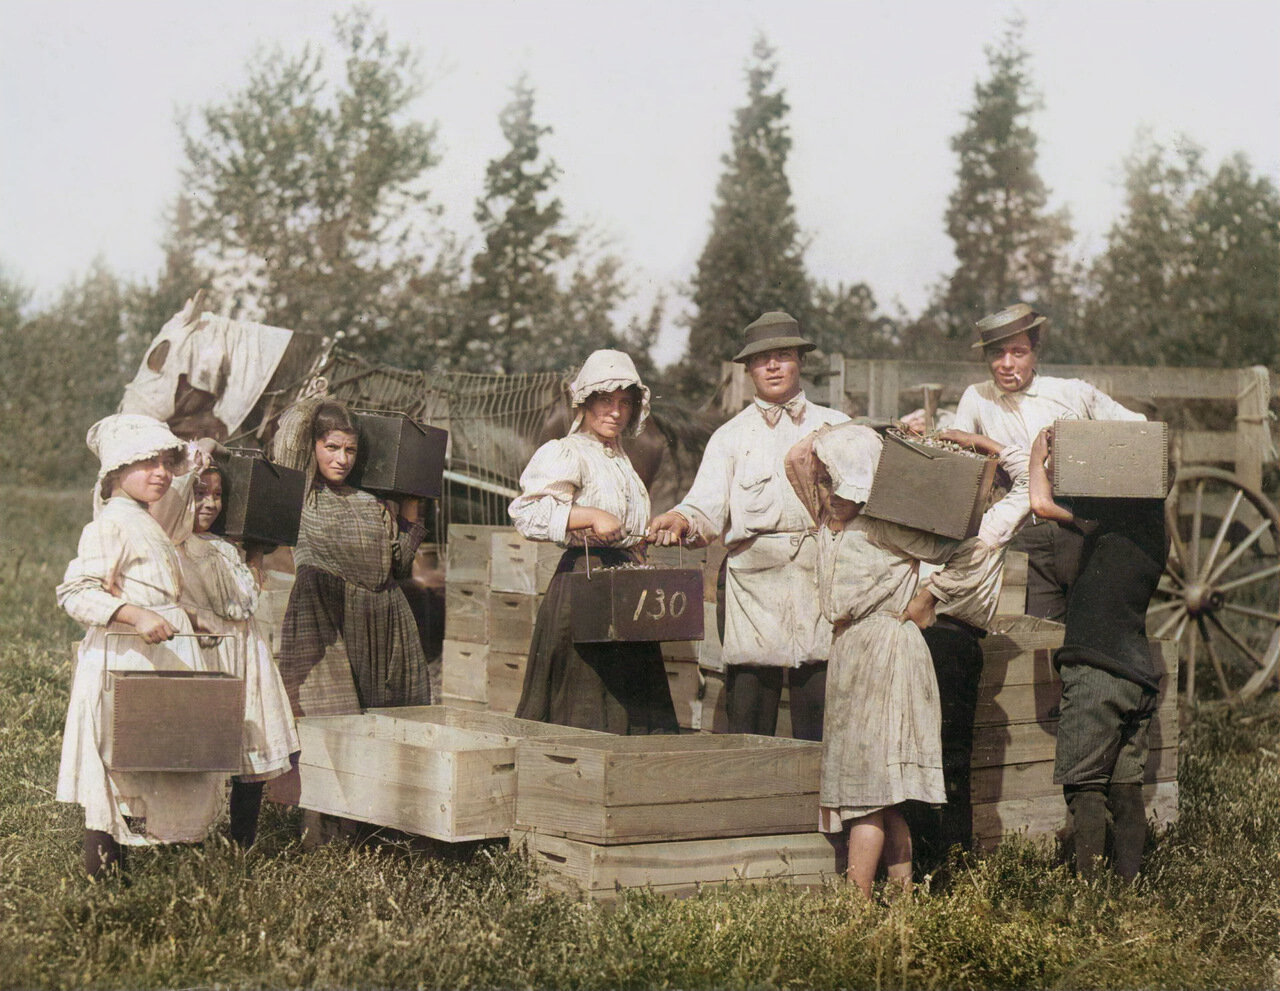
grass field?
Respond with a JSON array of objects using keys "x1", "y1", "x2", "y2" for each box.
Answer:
[{"x1": 2, "y1": 485, "x2": 1278, "y2": 990}]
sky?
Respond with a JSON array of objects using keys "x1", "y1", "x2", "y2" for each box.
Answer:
[{"x1": 2, "y1": 0, "x2": 1277, "y2": 364}]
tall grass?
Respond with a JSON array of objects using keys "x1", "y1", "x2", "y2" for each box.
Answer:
[{"x1": 2, "y1": 485, "x2": 1278, "y2": 989}]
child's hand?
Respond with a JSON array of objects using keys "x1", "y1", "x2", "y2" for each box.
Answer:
[
  {"x1": 901, "y1": 588, "x2": 938, "y2": 630},
  {"x1": 118, "y1": 605, "x2": 179, "y2": 644}
]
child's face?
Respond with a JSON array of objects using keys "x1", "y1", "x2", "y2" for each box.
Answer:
[
  {"x1": 193, "y1": 470, "x2": 223, "y2": 533},
  {"x1": 116, "y1": 455, "x2": 176, "y2": 505},
  {"x1": 315, "y1": 429, "x2": 358, "y2": 485}
]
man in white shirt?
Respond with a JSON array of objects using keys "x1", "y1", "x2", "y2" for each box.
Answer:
[
  {"x1": 951, "y1": 303, "x2": 1146, "y2": 620},
  {"x1": 648, "y1": 312, "x2": 849, "y2": 739}
]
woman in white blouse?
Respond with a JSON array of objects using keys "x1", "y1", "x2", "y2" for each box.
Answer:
[{"x1": 509, "y1": 350, "x2": 678, "y2": 734}]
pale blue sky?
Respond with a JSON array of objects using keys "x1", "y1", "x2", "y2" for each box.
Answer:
[{"x1": 2, "y1": 0, "x2": 1276, "y2": 362}]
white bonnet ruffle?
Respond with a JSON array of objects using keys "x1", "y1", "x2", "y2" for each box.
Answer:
[
  {"x1": 88, "y1": 413, "x2": 190, "y2": 483},
  {"x1": 567, "y1": 349, "x2": 651, "y2": 437},
  {"x1": 812, "y1": 422, "x2": 883, "y2": 503}
]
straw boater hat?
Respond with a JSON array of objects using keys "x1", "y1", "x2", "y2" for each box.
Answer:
[
  {"x1": 971, "y1": 303, "x2": 1047, "y2": 350},
  {"x1": 732, "y1": 311, "x2": 816, "y2": 363},
  {"x1": 87, "y1": 413, "x2": 190, "y2": 485},
  {"x1": 567, "y1": 349, "x2": 650, "y2": 437}
]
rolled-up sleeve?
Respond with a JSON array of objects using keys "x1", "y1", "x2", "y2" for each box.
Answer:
[
  {"x1": 57, "y1": 520, "x2": 127, "y2": 627},
  {"x1": 509, "y1": 440, "x2": 581, "y2": 543},
  {"x1": 672, "y1": 428, "x2": 734, "y2": 543},
  {"x1": 978, "y1": 445, "x2": 1031, "y2": 549}
]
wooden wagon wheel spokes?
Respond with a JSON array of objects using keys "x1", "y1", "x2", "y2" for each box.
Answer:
[{"x1": 1151, "y1": 467, "x2": 1280, "y2": 708}]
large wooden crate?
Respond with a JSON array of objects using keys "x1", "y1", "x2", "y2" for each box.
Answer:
[
  {"x1": 292, "y1": 706, "x2": 601, "y2": 841},
  {"x1": 512, "y1": 828, "x2": 839, "y2": 902},
  {"x1": 971, "y1": 619, "x2": 1179, "y2": 849},
  {"x1": 1052, "y1": 420, "x2": 1169, "y2": 499},
  {"x1": 516, "y1": 733, "x2": 819, "y2": 843}
]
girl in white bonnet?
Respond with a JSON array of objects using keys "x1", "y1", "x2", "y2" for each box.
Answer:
[
  {"x1": 56, "y1": 414, "x2": 228, "y2": 877},
  {"x1": 509, "y1": 349, "x2": 678, "y2": 734}
]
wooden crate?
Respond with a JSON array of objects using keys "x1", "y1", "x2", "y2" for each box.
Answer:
[
  {"x1": 864, "y1": 433, "x2": 998, "y2": 540},
  {"x1": 1052, "y1": 420, "x2": 1169, "y2": 499},
  {"x1": 444, "y1": 582, "x2": 489, "y2": 644},
  {"x1": 101, "y1": 670, "x2": 244, "y2": 772},
  {"x1": 974, "y1": 782, "x2": 1179, "y2": 850},
  {"x1": 994, "y1": 550, "x2": 1028, "y2": 617},
  {"x1": 441, "y1": 639, "x2": 489, "y2": 703},
  {"x1": 516, "y1": 732, "x2": 819, "y2": 843},
  {"x1": 446, "y1": 524, "x2": 497, "y2": 585},
  {"x1": 211, "y1": 451, "x2": 307, "y2": 546},
  {"x1": 490, "y1": 530, "x2": 562, "y2": 595},
  {"x1": 350, "y1": 411, "x2": 448, "y2": 498},
  {"x1": 293, "y1": 706, "x2": 600, "y2": 842},
  {"x1": 488, "y1": 592, "x2": 540, "y2": 655},
  {"x1": 569, "y1": 567, "x2": 704, "y2": 643},
  {"x1": 486, "y1": 650, "x2": 527, "y2": 715},
  {"x1": 512, "y1": 828, "x2": 839, "y2": 902},
  {"x1": 696, "y1": 602, "x2": 724, "y2": 671}
]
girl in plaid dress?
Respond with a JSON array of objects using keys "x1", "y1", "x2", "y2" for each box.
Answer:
[{"x1": 275, "y1": 400, "x2": 430, "y2": 716}]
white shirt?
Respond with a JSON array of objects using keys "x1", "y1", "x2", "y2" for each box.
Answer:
[
  {"x1": 674, "y1": 392, "x2": 850, "y2": 547},
  {"x1": 509, "y1": 431, "x2": 650, "y2": 548},
  {"x1": 952, "y1": 374, "x2": 1146, "y2": 449}
]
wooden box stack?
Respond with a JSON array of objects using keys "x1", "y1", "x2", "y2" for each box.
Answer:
[
  {"x1": 971, "y1": 617, "x2": 1179, "y2": 850},
  {"x1": 290, "y1": 705, "x2": 601, "y2": 842},
  {"x1": 512, "y1": 733, "x2": 836, "y2": 900},
  {"x1": 994, "y1": 550, "x2": 1029, "y2": 617},
  {"x1": 442, "y1": 526, "x2": 728, "y2": 730}
]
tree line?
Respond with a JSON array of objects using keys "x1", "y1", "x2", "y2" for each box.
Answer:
[{"x1": 1, "y1": 11, "x2": 1276, "y2": 484}]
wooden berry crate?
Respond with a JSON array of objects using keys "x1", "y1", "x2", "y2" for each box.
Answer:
[{"x1": 515, "y1": 732, "x2": 819, "y2": 844}]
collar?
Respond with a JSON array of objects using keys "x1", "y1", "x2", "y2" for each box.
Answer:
[{"x1": 754, "y1": 391, "x2": 807, "y2": 427}]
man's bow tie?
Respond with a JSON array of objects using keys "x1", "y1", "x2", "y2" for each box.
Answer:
[{"x1": 757, "y1": 395, "x2": 805, "y2": 427}]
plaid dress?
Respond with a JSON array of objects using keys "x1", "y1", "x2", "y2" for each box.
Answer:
[{"x1": 278, "y1": 484, "x2": 429, "y2": 715}]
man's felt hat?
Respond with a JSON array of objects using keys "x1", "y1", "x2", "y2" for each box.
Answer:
[
  {"x1": 732, "y1": 311, "x2": 816, "y2": 363},
  {"x1": 971, "y1": 303, "x2": 1047, "y2": 350}
]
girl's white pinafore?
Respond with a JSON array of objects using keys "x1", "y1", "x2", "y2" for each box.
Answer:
[
  {"x1": 56, "y1": 497, "x2": 228, "y2": 845},
  {"x1": 177, "y1": 533, "x2": 299, "y2": 780}
]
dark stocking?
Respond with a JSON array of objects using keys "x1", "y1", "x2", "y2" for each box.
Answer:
[
  {"x1": 1109, "y1": 783, "x2": 1147, "y2": 880},
  {"x1": 229, "y1": 780, "x2": 265, "y2": 849},
  {"x1": 83, "y1": 829, "x2": 123, "y2": 878},
  {"x1": 1066, "y1": 788, "x2": 1108, "y2": 880}
]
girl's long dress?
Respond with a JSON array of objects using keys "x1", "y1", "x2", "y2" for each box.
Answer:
[
  {"x1": 178, "y1": 534, "x2": 299, "y2": 780},
  {"x1": 510, "y1": 432, "x2": 678, "y2": 734},
  {"x1": 56, "y1": 497, "x2": 227, "y2": 845},
  {"x1": 277, "y1": 484, "x2": 428, "y2": 716},
  {"x1": 816, "y1": 518, "x2": 963, "y2": 829}
]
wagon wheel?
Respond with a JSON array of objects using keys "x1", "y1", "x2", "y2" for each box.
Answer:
[{"x1": 1149, "y1": 467, "x2": 1280, "y2": 708}]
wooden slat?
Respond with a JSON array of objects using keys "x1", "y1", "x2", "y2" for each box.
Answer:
[
  {"x1": 970, "y1": 746, "x2": 1177, "y2": 804},
  {"x1": 973, "y1": 780, "x2": 1178, "y2": 851},
  {"x1": 972, "y1": 694, "x2": 1178, "y2": 767},
  {"x1": 490, "y1": 531, "x2": 562, "y2": 595},
  {"x1": 486, "y1": 650, "x2": 527, "y2": 715},
  {"x1": 664, "y1": 659, "x2": 701, "y2": 730},
  {"x1": 512, "y1": 828, "x2": 839, "y2": 900}
]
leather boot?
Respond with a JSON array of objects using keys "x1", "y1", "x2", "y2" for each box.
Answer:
[
  {"x1": 229, "y1": 780, "x2": 265, "y2": 849},
  {"x1": 1066, "y1": 788, "x2": 1108, "y2": 880},
  {"x1": 1109, "y1": 783, "x2": 1147, "y2": 880}
]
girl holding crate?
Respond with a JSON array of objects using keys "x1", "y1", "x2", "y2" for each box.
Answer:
[
  {"x1": 56, "y1": 415, "x2": 229, "y2": 877},
  {"x1": 151, "y1": 449, "x2": 300, "y2": 848}
]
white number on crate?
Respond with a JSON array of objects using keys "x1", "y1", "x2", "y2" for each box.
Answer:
[{"x1": 630, "y1": 587, "x2": 688, "y2": 622}]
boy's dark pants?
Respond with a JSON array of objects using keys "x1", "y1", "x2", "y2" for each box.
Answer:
[
  {"x1": 1055, "y1": 662, "x2": 1158, "y2": 879},
  {"x1": 906, "y1": 618, "x2": 985, "y2": 869}
]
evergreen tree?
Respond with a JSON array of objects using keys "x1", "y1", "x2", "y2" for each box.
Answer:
[
  {"x1": 806, "y1": 281, "x2": 900, "y2": 359},
  {"x1": 1085, "y1": 138, "x2": 1279, "y2": 367},
  {"x1": 460, "y1": 76, "x2": 632, "y2": 374},
  {"x1": 178, "y1": 9, "x2": 452, "y2": 360},
  {"x1": 680, "y1": 36, "x2": 810, "y2": 401},
  {"x1": 939, "y1": 18, "x2": 1072, "y2": 338}
]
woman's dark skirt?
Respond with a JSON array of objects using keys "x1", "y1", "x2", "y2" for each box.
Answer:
[{"x1": 515, "y1": 547, "x2": 679, "y2": 735}]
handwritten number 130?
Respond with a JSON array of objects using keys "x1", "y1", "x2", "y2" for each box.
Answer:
[{"x1": 631, "y1": 587, "x2": 687, "y2": 622}]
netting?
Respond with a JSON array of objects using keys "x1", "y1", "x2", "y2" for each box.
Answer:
[{"x1": 305, "y1": 348, "x2": 566, "y2": 531}]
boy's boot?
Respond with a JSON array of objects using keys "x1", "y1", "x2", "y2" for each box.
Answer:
[
  {"x1": 1108, "y1": 782, "x2": 1146, "y2": 880},
  {"x1": 83, "y1": 829, "x2": 124, "y2": 878},
  {"x1": 1066, "y1": 788, "x2": 1108, "y2": 881}
]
